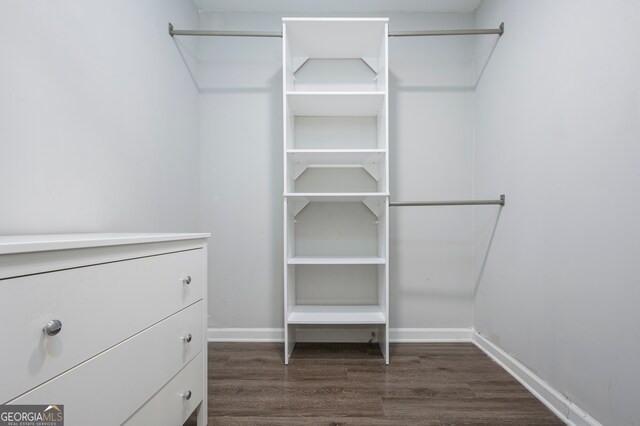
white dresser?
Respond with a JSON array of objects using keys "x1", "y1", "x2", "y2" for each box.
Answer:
[{"x1": 0, "y1": 233, "x2": 209, "y2": 426}]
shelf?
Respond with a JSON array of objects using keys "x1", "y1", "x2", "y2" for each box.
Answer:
[
  {"x1": 284, "y1": 192, "x2": 388, "y2": 201},
  {"x1": 292, "y1": 58, "x2": 378, "y2": 92},
  {"x1": 287, "y1": 149, "x2": 385, "y2": 164},
  {"x1": 288, "y1": 256, "x2": 385, "y2": 265},
  {"x1": 287, "y1": 305, "x2": 387, "y2": 325},
  {"x1": 285, "y1": 192, "x2": 387, "y2": 217},
  {"x1": 287, "y1": 149, "x2": 386, "y2": 154},
  {"x1": 288, "y1": 149, "x2": 385, "y2": 182},
  {"x1": 287, "y1": 92, "x2": 385, "y2": 116}
]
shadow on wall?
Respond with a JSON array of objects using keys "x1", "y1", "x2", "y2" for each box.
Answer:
[
  {"x1": 389, "y1": 63, "x2": 475, "y2": 93},
  {"x1": 387, "y1": 70, "x2": 476, "y2": 309},
  {"x1": 191, "y1": 28, "x2": 285, "y2": 326},
  {"x1": 212, "y1": 70, "x2": 284, "y2": 326},
  {"x1": 473, "y1": 206, "x2": 503, "y2": 299},
  {"x1": 387, "y1": 32, "x2": 502, "y2": 93},
  {"x1": 388, "y1": 71, "x2": 400, "y2": 196},
  {"x1": 268, "y1": 70, "x2": 285, "y2": 322},
  {"x1": 172, "y1": 36, "x2": 278, "y2": 95},
  {"x1": 172, "y1": 36, "x2": 200, "y2": 90},
  {"x1": 473, "y1": 33, "x2": 501, "y2": 89}
]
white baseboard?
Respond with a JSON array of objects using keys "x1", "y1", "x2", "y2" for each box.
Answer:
[
  {"x1": 472, "y1": 331, "x2": 601, "y2": 426},
  {"x1": 207, "y1": 327, "x2": 473, "y2": 343},
  {"x1": 207, "y1": 327, "x2": 374, "y2": 343},
  {"x1": 391, "y1": 327, "x2": 473, "y2": 342},
  {"x1": 207, "y1": 328, "x2": 283, "y2": 342}
]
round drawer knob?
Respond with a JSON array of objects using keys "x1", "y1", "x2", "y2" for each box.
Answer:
[
  {"x1": 181, "y1": 390, "x2": 192, "y2": 400},
  {"x1": 183, "y1": 333, "x2": 192, "y2": 343},
  {"x1": 43, "y1": 319, "x2": 63, "y2": 336},
  {"x1": 182, "y1": 276, "x2": 192, "y2": 285}
]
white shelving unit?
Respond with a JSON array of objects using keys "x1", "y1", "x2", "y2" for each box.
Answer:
[{"x1": 283, "y1": 17, "x2": 389, "y2": 364}]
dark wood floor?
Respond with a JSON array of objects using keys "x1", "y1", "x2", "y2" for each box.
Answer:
[{"x1": 193, "y1": 342, "x2": 563, "y2": 425}]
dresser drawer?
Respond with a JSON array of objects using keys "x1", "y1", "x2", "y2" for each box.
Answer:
[
  {"x1": 124, "y1": 352, "x2": 204, "y2": 426},
  {"x1": 0, "y1": 248, "x2": 204, "y2": 403},
  {"x1": 8, "y1": 301, "x2": 203, "y2": 426}
]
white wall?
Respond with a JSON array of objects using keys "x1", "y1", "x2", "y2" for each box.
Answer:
[
  {"x1": 390, "y1": 13, "x2": 475, "y2": 330},
  {"x1": 198, "y1": 12, "x2": 283, "y2": 329},
  {"x1": 0, "y1": 0, "x2": 201, "y2": 234},
  {"x1": 473, "y1": 1, "x2": 640, "y2": 425},
  {"x1": 199, "y1": 12, "x2": 476, "y2": 332}
]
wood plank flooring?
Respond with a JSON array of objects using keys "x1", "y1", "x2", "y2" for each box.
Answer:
[{"x1": 189, "y1": 342, "x2": 563, "y2": 425}]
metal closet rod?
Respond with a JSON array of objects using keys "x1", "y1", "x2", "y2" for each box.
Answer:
[
  {"x1": 391, "y1": 23, "x2": 503, "y2": 37},
  {"x1": 390, "y1": 194, "x2": 505, "y2": 207},
  {"x1": 168, "y1": 22, "x2": 504, "y2": 38}
]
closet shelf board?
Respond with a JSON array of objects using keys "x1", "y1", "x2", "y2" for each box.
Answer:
[{"x1": 287, "y1": 305, "x2": 387, "y2": 324}]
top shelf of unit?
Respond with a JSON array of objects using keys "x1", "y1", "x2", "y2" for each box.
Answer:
[{"x1": 283, "y1": 18, "x2": 388, "y2": 59}]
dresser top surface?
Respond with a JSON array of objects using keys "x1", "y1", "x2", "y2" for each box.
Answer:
[{"x1": 0, "y1": 233, "x2": 210, "y2": 255}]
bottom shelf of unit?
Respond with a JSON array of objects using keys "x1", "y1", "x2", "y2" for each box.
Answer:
[{"x1": 287, "y1": 305, "x2": 387, "y2": 325}]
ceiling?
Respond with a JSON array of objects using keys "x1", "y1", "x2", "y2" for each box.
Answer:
[{"x1": 192, "y1": 0, "x2": 482, "y2": 14}]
